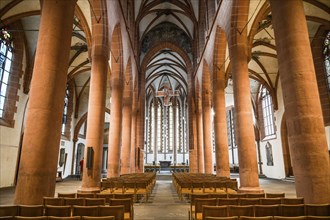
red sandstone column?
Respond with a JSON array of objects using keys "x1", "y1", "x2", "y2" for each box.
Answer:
[
  {"x1": 81, "y1": 0, "x2": 108, "y2": 190},
  {"x1": 229, "y1": 0, "x2": 262, "y2": 193},
  {"x1": 188, "y1": 97, "x2": 198, "y2": 173},
  {"x1": 107, "y1": 72, "x2": 123, "y2": 177},
  {"x1": 130, "y1": 104, "x2": 137, "y2": 173},
  {"x1": 14, "y1": 0, "x2": 76, "y2": 205},
  {"x1": 196, "y1": 95, "x2": 205, "y2": 173},
  {"x1": 120, "y1": 96, "x2": 132, "y2": 174},
  {"x1": 270, "y1": 0, "x2": 330, "y2": 203},
  {"x1": 213, "y1": 78, "x2": 230, "y2": 177},
  {"x1": 202, "y1": 93, "x2": 213, "y2": 174}
]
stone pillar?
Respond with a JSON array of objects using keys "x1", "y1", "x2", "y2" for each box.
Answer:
[
  {"x1": 120, "y1": 95, "x2": 132, "y2": 174},
  {"x1": 270, "y1": 0, "x2": 330, "y2": 203},
  {"x1": 14, "y1": 0, "x2": 76, "y2": 205},
  {"x1": 130, "y1": 104, "x2": 137, "y2": 173},
  {"x1": 230, "y1": 0, "x2": 261, "y2": 193},
  {"x1": 107, "y1": 67, "x2": 123, "y2": 178},
  {"x1": 196, "y1": 96, "x2": 205, "y2": 173},
  {"x1": 213, "y1": 77, "x2": 230, "y2": 177},
  {"x1": 188, "y1": 97, "x2": 199, "y2": 173},
  {"x1": 202, "y1": 91, "x2": 213, "y2": 174},
  {"x1": 81, "y1": 0, "x2": 108, "y2": 190}
]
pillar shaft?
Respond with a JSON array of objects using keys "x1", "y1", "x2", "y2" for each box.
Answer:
[
  {"x1": 188, "y1": 97, "x2": 198, "y2": 173},
  {"x1": 14, "y1": 0, "x2": 76, "y2": 205},
  {"x1": 130, "y1": 109, "x2": 137, "y2": 173},
  {"x1": 270, "y1": 0, "x2": 330, "y2": 203},
  {"x1": 197, "y1": 102, "x2": 205, "y2": 173},
  {"x1": 107, "y1": 75, "x2": 123, "y2": 177},
  {"x1": 213, "y1": 80, "x2": 230, "y2": 177},
  {"x1": 121, "y1": 101, "x2": 132, "y2": 174},
  {"x1": 202, "y1": 103, "x2": 213, "y2": 174}
]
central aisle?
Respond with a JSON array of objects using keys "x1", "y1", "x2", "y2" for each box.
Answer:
[{"x1": 134, "y1": 174, "x2": 189, "y2": 220}]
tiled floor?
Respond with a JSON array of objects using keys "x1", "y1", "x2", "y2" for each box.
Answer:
[{"x1": 0, "y1": 173, "x2": 296, "y2": 220}]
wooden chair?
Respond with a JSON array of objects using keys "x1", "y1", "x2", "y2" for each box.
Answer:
[
  {"x1": 280, "y1": 204, "x2": 305, "y2": 217},
  {"x1": 45, "y1": 205, "x2": 71, "y2": 217},
  {"x1": 135, "y1": 182, "x2": 149, "y2": 202},
  {"x1": 113, "y1": 193, "x2": 135, "y2": 203},
  {"x1": 202, "y1": 205, "x2": 228, "y2": 220},
  {"x1": 217, "y1": 198, "x2": 239, "y2": 206},
  {"x1": 84, "y1": 198, "x2": 106, "y2": 206},
  {"x1": 239, "y1": 198, "x2": 261, "y2": 205},
  {"x1": 205, "y1": 217, "x2": 238, "y2": 220},
  {"x1": 48, "y1": 217, "x2": 81, "y2": 220},
  {"x1": 58, "y1": 193, "x2": 77, "y2": 198},
  {"x1": 96, "y1": 193, "x2": 113, "y2": 204},
  {"x1": 0, "y1": 206, "x2": 18, "y2": 217},
  {"x1": 260, "y1": 198, "x2": 282, "y2": 205},
  {"x1": 228, "y1": 205, "x2": 254, "y2": 217},
  {"x1": 98, "y1": 205, "x2": 125, "y2": 220},
  {"x1": 0, "y1": 217, "x2": 14, "y2": 220},
  {"x1": 203, "y1": 182, "x2": 216, "y2": 193},
  {"x1": 18, "y1": 205, "x2": 44, "y2": 217},
  {"x1": 246, "y1": 193, "x2": 265, "y2": 198},
  {"x1": 208, "y1": 194, "x2": 227, "y2": 199},
  {"x1": 194, "y1": 198, "x2": 217, "y2": 220},
  {"x1": 254, "y1": 205, "x2": 281, "y2": 217},
  {"x1": 81, "y1": 217, "x2": 115, "y2": 220},
  {"x1": 72, "y1": 205, "x2": 98, "y2": 217},
  {"x1": 226, "y1": 181, "x2": 238, "y2": 194},
  {"x1": 281, "y1": 198, "x2": 304, "y2": 205},
  {"x1": 305, "y1": 204, "x2": 330, "y2": 216},
  {"x1": 305, "y1": 216, "x2": 330, "y2": 220},
  {"x1": 266, "y1": 193, "x2": 285, "y2": 198},
  {"x1": 228, "y1": 193, "x2": 246, "y2": 198},
  {"x1": 14, "y1": 217, "x2": 47, "y2": 220},
  {"x1": 63, "y1": 198, "x2": 85, "y2": 206},
  {"x1": 109, "y1": 198, "x2": 133, "y2": 220},
  {"x1": 77, "y1": 193, "x2": 95, "y2": 199},
  {"x1": 43, "y1": 197, "x2": 64, "y2": 206},
  {"x1": 214, "y1": 182, "x2": 227, "y2": 194},
  {"x1": 190, "y1": 194, "x2": 210, "y2": 215}
]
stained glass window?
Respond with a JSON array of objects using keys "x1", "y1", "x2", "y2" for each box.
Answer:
[
  {"x1": 0, "y1": 29, "x2": 13, "y2": 118},
  {"x1": 261, "y1": 87, "x2": 275, "y2": 137},
  {"x1": 61, "y1": 86, "x2": 69, "y2": 134},
  {"x1": 323, "y1": 31, "x2": 330, "y2": 92}
]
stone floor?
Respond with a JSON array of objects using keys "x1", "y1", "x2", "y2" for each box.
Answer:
[{"x1": 0, "y1": 173, "x2": 296, "y2": 220}]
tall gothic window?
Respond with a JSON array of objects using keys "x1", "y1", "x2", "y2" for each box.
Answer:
[
  {"x1": 261, "y1": 87, "x2": 275, "y2": 137},
  {"x1": 61, "y1": 86, "x2": 69, "y2": 134},
  {"x1": 0, "y1": 29, "x2": 13, "y2": 118},
  {"x1": 323, "y1": 31, "x2": 330, "y2": 92},
  {"x1": 157, "y1": 104, "x2": 162, "y2": 152},
  {"x1": 168, "y1": 106, "x2": 173, "y2": 151}
]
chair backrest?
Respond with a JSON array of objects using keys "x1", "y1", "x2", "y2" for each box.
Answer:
[
  {"x1": 43, "y1": 197, "x2": 64, "y2": 206},
  {"x1": 109, "y1": 198, "x2": 132, "y2": 213},
  {"x1": 72, "y1": 205, "x2": 98, "y2": 217},
  {"x1": 260, "y1": 198, "x2": 282, "y2": 205},
  {"x1": 305, "y1": 204, "x2": 330, "y2": 216},
  {"x1": 0, "y1": 206, "x2": 18, "y2": 217},
  {"x1": 45, "y1": 205, "x2": 71, "y2": 217},
  {"x1": 95, "y1": 193, "x2": 113, "y2": 204},
  {"x1": 77, "y1": 193, "x2": 95, "y2": 199},
  {"x1": 274, "y1": 217, "x2": 306, "y2": 220},
  {"x1": 98, "y1": 205, "x2": 125, "y2": 220},
  {"x1": 305, "y1": 216, "x2": 330, "y2": 220},
  {"x1": 58, "y1": 193, "x2": 76, "y2": 198},
  {"x1": 84, "y1": 198, "x2": 106, "y2": 206},
  {"x1": 63, "y1": 198, "x2": 85, "y2": 206},
  {"x1": 205, "y1": 217, "x2": 238, "y2": 220},
  {"x1": 81, "y1": 217, "x2": 115, "y2": 220},
  {"x1": 18, "y1": 205, "x2": 44, "y2": 217},
  {"x1": 208, "y1": 194, "x2": 227, "y2": 199},
  {"x1": 239, "y1": 198, "x2": 261, "y2": 205},
  {"x1": 246, "y1": 193, "x2": 265, "y2": 198},
  {"x1": 202, "y1": 205, "x2": 228, "y2": 220},
  {"x1": 280, "y1": 204, "x2": 305, "y2": 217},
  {"x1": 228, "y1": 205, "x2": 254, "y2": 217},
  {"x1": 113, "y1": 193, "x2": 134, "y2": 200},
  {"x1": 281, "y1": 198, "x2": 304, "y2": 205},
  {"x1": 0, "y1": 217, "x2": 15, "y2": 220},
  {"x1": 254, "y1": 205, "x2": 281, "y2": 217},
  {"x1": 14, "y1": 217, "x2": 47, "y2": 220},
  {"x1": 218, "y1": 198, "x2": 239, "y2": 206},
  {"x1": 266, "y1": 193, "x2": 285, "y2": 198},
  {"x1": 240, "y1": 217, "x2": 273, "y2": 220},
  {"x1": 48, "y1": 217, "x2": 81, "y2": 220},
  {"x1": 228, "y1": 193, "x2": 246, "y2": 198}
]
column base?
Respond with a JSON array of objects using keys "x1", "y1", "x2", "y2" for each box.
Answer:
[
  {"x1": 78, "y1": 187, "x2": 101, "y2": 193},
  {"x1": 238, "y1": 187, "x2": 264, "y2": 194}
]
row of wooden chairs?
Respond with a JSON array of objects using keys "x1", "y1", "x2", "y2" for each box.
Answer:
[
  {"x1": 0, "y1": 217, "x2": 115, "y2": 220},
  {"x1": 190, "y1": 203, "x2": 330, "y2": 220},
  {"x1": 0, "y1": 205, "x2": 131, "y2": 220},
  {"x1": 48, "y1": 195, "x2": 133, "y2": 206},
  {"x1": 204, "y1": 216, "x2": 330, "y2": 220},
  {"x1": 190, "y1": 193, "x2": 287, "y2": 201}
]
